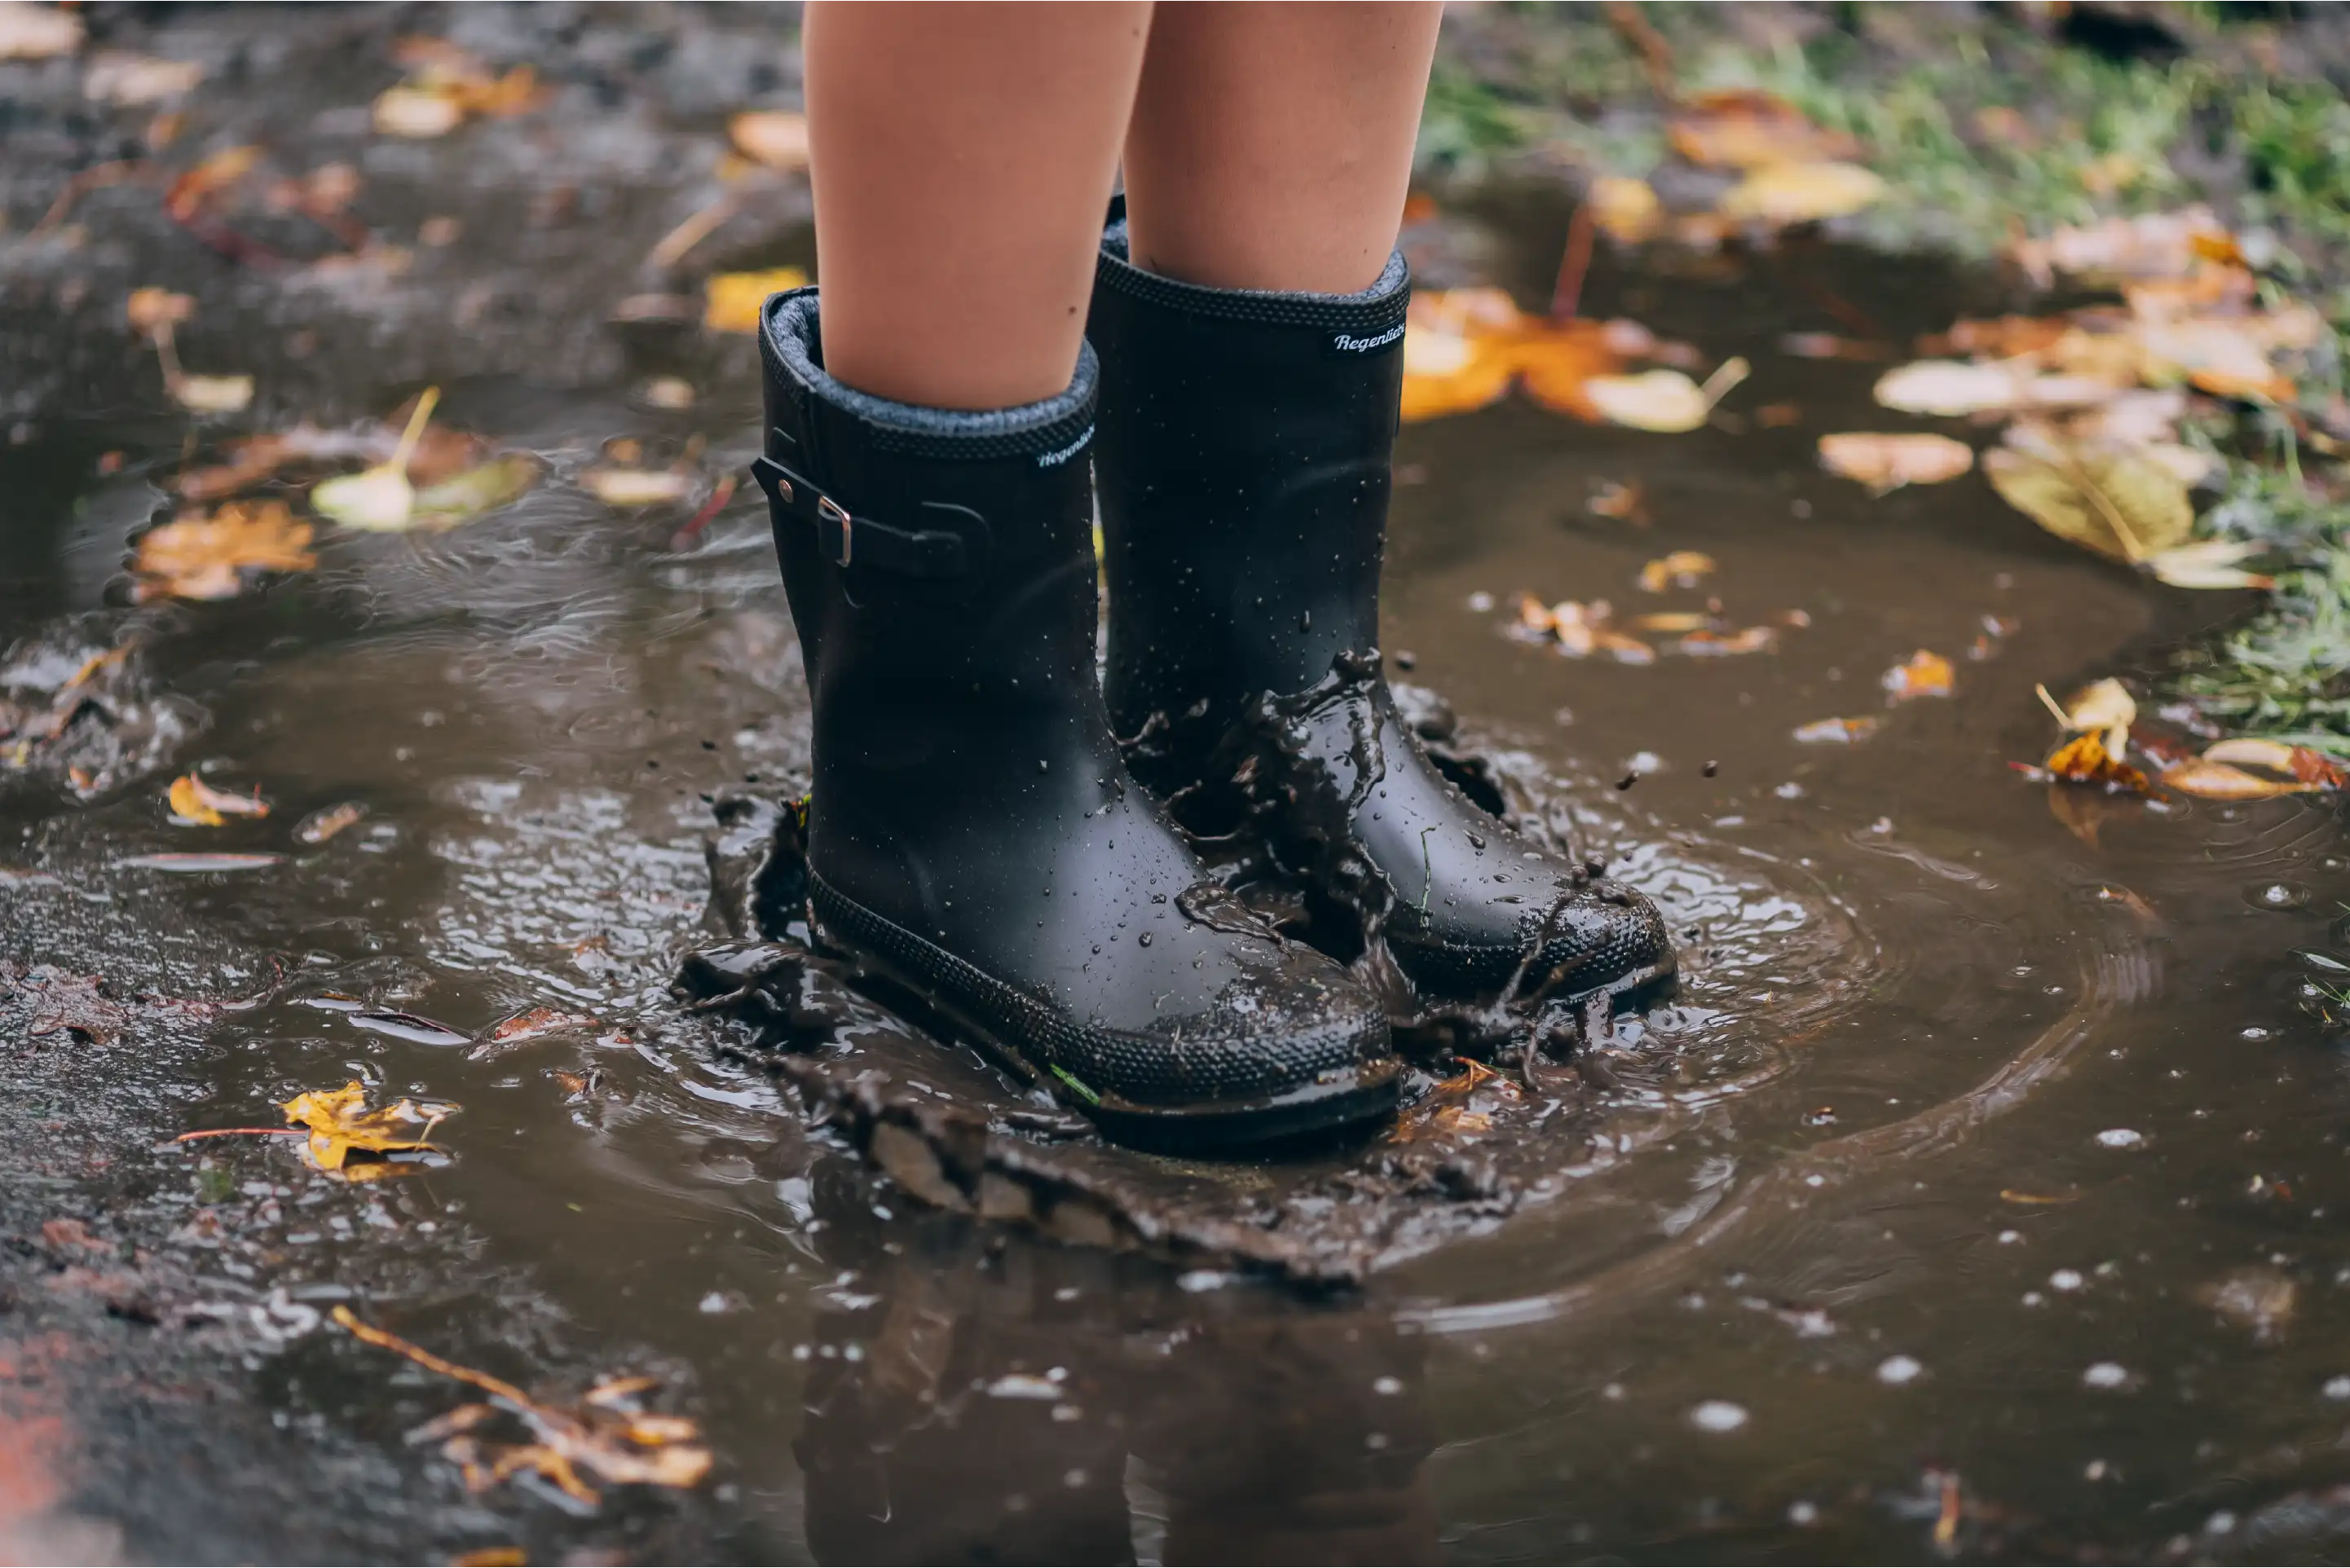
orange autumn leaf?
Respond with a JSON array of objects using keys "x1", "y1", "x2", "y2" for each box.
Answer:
[
  {"x1": 1881, "y1": 649, "x2": 1955, "y2": 703},
  {"x1": 1637, "y1": 550, "x2": 1715, "y2": 592},
  {"x1": 703, "y1": 267, "x2": 807, "y2": 334},
  {"x1": 2041, "y1": 733, "x2": 2153, "y2": 795},
  {"x1": 131, "y1": 501, "x2": 317, "y2": 603},
  {"x1": 1514, "y1": 319, "x2": 1630, "y2": 419},
  {"x1": 2160, "y1": 758, "x2": 2318, "y2": 801},
  {"x1": 1818, "y1": 432, "x2": 1975, "y2": 492},
  {"x1": 166, "y1": 773, "x2": 268, "y2": 826},
  {"x1": 1401, "y1": 288, "x2": 1529, "y2": 422},
  {"x1": 1667, "y1": 89, "x2": 1860, "y2": 170},
  {"x1": 281, "y1": 1081, "x2": 455, "y2": 1176}
]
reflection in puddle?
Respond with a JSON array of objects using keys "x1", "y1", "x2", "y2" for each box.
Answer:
[{"x1": 7, "y1": 190, "x2": 2350, "y2": 1561}]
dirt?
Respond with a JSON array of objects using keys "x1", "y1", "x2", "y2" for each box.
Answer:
[{"x1": 8, "y1": 5, "x2": 2350, "y2": 1565}]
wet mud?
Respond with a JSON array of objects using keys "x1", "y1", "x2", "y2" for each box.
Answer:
[{"x1": 8, "y1": 7, "x2": 2350, "y2": 1562}]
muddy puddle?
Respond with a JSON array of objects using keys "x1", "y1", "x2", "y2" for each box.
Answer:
[{"x1": 11, "y1": 143, "x2": 2350, "y2": 1560}]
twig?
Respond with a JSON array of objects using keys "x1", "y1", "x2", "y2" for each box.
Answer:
[
  {"x1": 35, "y1": 161, "x2": 149, "y2": 234},
  {"x1": 668, "y1": 471, "x2": 738, "y2": 551},
  {"x1": 172, "y1": 1126, "x2": 303, "y2": 1142},
  {"x1": 1605, "y1": 2, "x2": 1678, "y2": 104},
  {"x1": 1550, "y1": 199, "x2": 1597, "y2": 320},
  {"x1": 646, "y1": 193, "x2": 739, "y2": 273}
]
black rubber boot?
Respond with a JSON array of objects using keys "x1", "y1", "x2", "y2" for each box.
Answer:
[
  {"x1": 752, "y1": 288, "x2": 1399, "y2": 1147},
  {"x1": 1090, "y1": 227, "x2": 1675, "y2": 1009}
]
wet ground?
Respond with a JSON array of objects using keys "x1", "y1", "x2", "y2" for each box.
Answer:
[{"x1": 9, "y1": 7, "x2": 2350, "y2": 1564}]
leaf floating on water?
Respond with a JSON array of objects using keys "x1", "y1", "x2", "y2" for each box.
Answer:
[
  {"x1": 84, "y1": 50, "x2": 204, "y2": 104},
  {"x1": 170, "y1": 373, "x2": 254, "y2": 415},
  {"x1": 1817, "y1": 432, "x2": 1974, "y2": 492},
  {"x1": 131, "y1": 500, "x2": 318, "y2": 602},
  {"x1": 1982, "y1": 442, "x2": 2193, "y2": 564},
  {"x1": 373, "y1": 83, "x2": 464, "y2": 138},
  {"x1": 2145, "y1": 538, "x2": 2272, "y2": 591},
  {"x1": 583, "y1": 466, "x2": 694, "y2": 508},
  {"x1": 1402, "y1": 288, "x2": 1545, "y2": 422},
  {"x1": 1717, "y1": 161, "x2": 1885, "y2": 225},
  {"x1": 1584, "y1": 358, "x2": 1748, "y2": 434},
  {"x1": 2038, "y1": 676, "x2": 2136, "y2": 757},
  {"x1": 703, "y1": 267, "x2": 808, "y2": 334},
  {"x1": 293, "y1": 802, "x2": 367, "y2": 843},
  {"x1": 1637, "y1": 550, "x2": 1715, "y2": 592},
  {"x1": 2199, "y1": 738, "x2": 2349, "y2": 789},
  {"x1": 0, "y1": 1, "x2": 83, "y2": 59},
  {"x1": 333, "y1": 1306, "x2": 712, "y2": 1508},
  {"x1": 117, "y1": 852, "x2": 286, "y2": 872},
  {"x1": 1586, "y1": 175, "x2": 1660, "y2": 243},
  {"x1": 349, "y1": 1010, "x2": 473, "y2": 1047},
  {"x1": 2038, "y1": 733, "x2": 2153, "y2": 796},
  {"x1": 281, "y1": 1080, "x2": 455, "y2": 1173},
  {"x1": 472, "y1": 1005, "x2": 598, "y2": 1058},
  {"x1": 1792, "y1": 716, "x2": 1881, "y2": 744},
  {"x1": 2160, "y1": 758, "x2": 2317, "y2": 801},
  {"x1": 311, "y1": 387, "x2": 440, "y2": 532},
  {"x1": 1678, "y1": 625, "x2": 1776, "y2": 656},
  {"x1": 1881, "y1": 650, "x2": 1955, "y2": 703},
  {"x1": 166, "y1": 773, "x2": 268, "y2": 826},
  {"x1": 728, "y1": 110, "x2": 809, "y2": 170},
  {"x1": 126, "y1": 286, "x2": 194, "y2": 335},
  {"x1": 412, "y1": 453, "x2": 541, "y2": 531},
  {"x1": 1515, "y1": 319, "x2": 1638, "y2": 421}
]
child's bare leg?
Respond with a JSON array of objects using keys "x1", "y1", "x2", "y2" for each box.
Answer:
[
  {"x1": 804, "y1": 1, "x2": 1151, "y2": 409},
  {"x1": 1120, "y1": 1, "x2": 1443, "y2": 293}
]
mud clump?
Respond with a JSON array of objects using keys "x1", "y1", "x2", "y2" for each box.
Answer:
[{"x1": 0, "y1": 621, "x2": 203, "y2": 800}]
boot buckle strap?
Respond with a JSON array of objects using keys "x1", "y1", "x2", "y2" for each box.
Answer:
[
  {"x1": 815, "y1": 495, "x2": 853, "y2": 567},
  {"x1": 750, "y1": 454, "x2": 979, "y2": 579}
]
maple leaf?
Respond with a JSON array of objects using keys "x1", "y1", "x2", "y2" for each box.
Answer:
[
  {"x1": 131, "y1": 501, "x2": 316, "y2": 602},
  {"x1": 280, "y1": 1081, "x2": 455, "y2": 1174}
]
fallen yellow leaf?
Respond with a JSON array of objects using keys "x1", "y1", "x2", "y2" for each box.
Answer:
[
  {"x1": 1587, "y1": 175, "x2": 1660, "y2": 243},
  {"x1": 2146, "y1": 539, "x2": 2271, "y2": 591},
  {"x1": 1638, "y1": 550, "x2": 1715, "y2": 592},
  {"x1": 1718, "y1": 161, "x2": 1885, "y2": 225},
  {"x1": 2160, "y1": 758, "x2": 2317, "y2": 801},
  {"x1": 1585, "y1": 358, "x2": 1748, "y2": 434},
  {"x1": 167, "y1": 773, "x2": 268, "y2": 826},
  {"x1": 2037, "y1": 676, "x2": 2135, "y2": 757},
  {"x1": 703, "y1": 267, "x2": 807, "y2": 333},
  {"x1": 311, "y1": 387, "x2": 440, "y2": 531},
  {"x1": 2041, "y1": 732, "x2": 2153, "y2": 795},
  {"x1": 373, "y1": 83, "x2": 464, "y2": 139},
  {"x1": 1982, "y1": 440, "x2": 2193, "y2": 564},
  {"x1": 132, "y1": 501, "x2": 317, "y2": 602},
  {"x1": 126, "y1": 287, "x2": 193, "y2": 336},
  {"x1": 282, "y1": 1080, "x2": 454, "y2": 1174},
  {"x1": 583, "y1": 467, "x2": 694, "y2": 508},
  {"x1": 1881, "y1": 649, "x2": 1955, "y2": 703},
  {"x1": 170, "y1": 373, "x2": 254, "y2": 415},
  {"x1": 1818, "y1": 432, "x2": 1974, "y2": 491}
]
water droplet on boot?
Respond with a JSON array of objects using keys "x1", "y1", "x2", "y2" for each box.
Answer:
[{"x1": 1137, "y1": 932, "x2": 1152, "y2": 947}]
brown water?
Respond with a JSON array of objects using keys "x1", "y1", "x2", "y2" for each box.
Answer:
[{"x1": 9, "y1": 177, "x2": 2350, "y2": 1564}]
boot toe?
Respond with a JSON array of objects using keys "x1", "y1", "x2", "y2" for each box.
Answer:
[
  {"x1": 1078, "y1": 948, "x2": 1395, "y2": 1120},
  {"x1": 1390, "y1": 874, "x2": 1674, "y2": 1002}
]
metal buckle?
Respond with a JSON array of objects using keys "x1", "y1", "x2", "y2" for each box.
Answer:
[{"x1": 817, "y1": 495, "x2": 853, "y2": 567}]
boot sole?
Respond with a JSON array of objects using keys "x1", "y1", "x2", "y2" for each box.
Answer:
[{"x1": 809, "y1": 874, "x2": 1402, "y2": 1152}]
